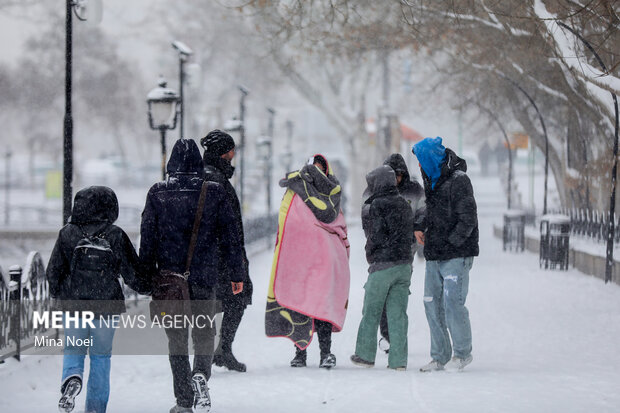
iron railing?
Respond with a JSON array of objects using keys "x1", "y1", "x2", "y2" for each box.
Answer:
[
  {"x1": 244, "y1": 213, "x2": 278, "y2": 245},
  {"x1": 547, "y1": 208, "x2": 620, "y2": 244},
  {"x1": 0, "y1": 252, "x2": 56, "y2": 362}
]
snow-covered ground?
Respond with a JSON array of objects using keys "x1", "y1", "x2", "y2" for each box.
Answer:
[{"x1": 2, "y1": 175, "x2": 620, "y2": 413}]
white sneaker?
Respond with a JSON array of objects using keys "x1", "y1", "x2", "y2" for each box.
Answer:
[
  {"x1": 419, "y1": 360, "x2": 445, "y2": 372},
  {"x1": 446, "y1": 355, "x2": 473, "y2": 371},
  {"x1": 378, "y1": 337, "x2": 390, "y2": 354},
  {"x1": 191, "y1": 373, "x2": 211, "y2": 412}
]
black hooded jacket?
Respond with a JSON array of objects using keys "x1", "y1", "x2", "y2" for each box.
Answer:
[
  {"x1": 383, "y1": 154, "x2": 425, "y2": 219},
  {"x1": 140, "y1": 139, "x2": 244, "y2": 293},
  {"x1": 203, "y1": 152, "x2": 252, "y2": 305},
  {"x1": 415, "y1": 148, "x2": 479, "y2": 261},
  {"x1": 46, "y1": 186, "x2": 149, "y2": 314},
  {"x1": 362, "y1": 165, "x2": 415, "y2": 272}
]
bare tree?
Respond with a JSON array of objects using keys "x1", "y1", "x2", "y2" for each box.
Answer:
[{"x1": 237, "y1": 0, "x2": 619, "y2": 211}]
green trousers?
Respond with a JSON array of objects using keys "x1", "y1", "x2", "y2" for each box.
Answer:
[{"x1": 355, "y1": 264, "x2": 412, "y2": 368}]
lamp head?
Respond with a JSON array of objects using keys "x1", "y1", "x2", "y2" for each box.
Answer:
[{"x1": 172, "y1": 40, "x2": 193, "y2": 57}]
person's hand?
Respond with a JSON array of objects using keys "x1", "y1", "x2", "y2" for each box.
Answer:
[
  {"x1": 232, "y1": 282, "x2": 244, "y2": 295},
  {"x1": 414, "y1": 231, "x2": 425, "y2": 246}
]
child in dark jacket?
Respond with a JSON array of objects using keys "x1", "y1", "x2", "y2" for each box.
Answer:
[
  {"x1": 351, "y1": 165, "x2": 415, "y2": 370},
  {"x1": 47, "y1": 186, "x2": 149, "y2": 413}
]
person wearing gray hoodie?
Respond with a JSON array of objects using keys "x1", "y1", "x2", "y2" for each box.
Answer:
[{"x1": 351, "y1": 165, "x2": 415, "y2": 370}]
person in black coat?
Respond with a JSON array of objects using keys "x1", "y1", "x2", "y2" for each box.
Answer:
[
  {"x1": 47, "y1": 186, "x2": 149, "y2": 413},
  {"x1": 412, "y1": 137, "x2": 478, "y2": 373},
  {"x1": 383, "y1": 153, "x2": 426, "y2": 225},
  {"x1": 351, "y1": 165, "x2": 415, "y2": 370},
  {"x1": 200, "y1": 129, "x2": 252, "y2": 373},
  {"x1": 140, "y1": 138, "x2": 244, "y2": 412},
  {"x1": 377, "y1": 153, "x2": 426, "y2": 350}
]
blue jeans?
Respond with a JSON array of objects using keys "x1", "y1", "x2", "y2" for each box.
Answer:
[
  {"x1": 62, "y1": 317, "x2": 116, "y2": 413},
  {"x1": 423, "y1": 257, "x2": 473, "y2": 364}
]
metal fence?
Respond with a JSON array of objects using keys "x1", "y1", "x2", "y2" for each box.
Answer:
[
  {"x1": 0, "y1": 252, "x2": 56, "y2": 362},
  {"x1": 244, "y1": 213, "x2": 278, "y2": 245},
  {"x1": 0, "y1": 213, "x2": 277, "y2": 362},
  {"x1": 548, "y1": 208, "x2": 620, "y2": 244},
  {"x1": 1, "y1": 205, "x2": 276, "y2": 234}
]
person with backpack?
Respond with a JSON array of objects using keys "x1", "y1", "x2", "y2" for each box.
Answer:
[
  {"x1": 140, "y1": 138, "x2": 244, "y2": 413},
  {"x1": 46, "y1": 186, "x2": 150, "y2": 413}
]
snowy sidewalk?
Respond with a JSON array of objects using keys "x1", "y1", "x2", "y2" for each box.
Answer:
[{"x1": 2, "y1": 176, "x2": 620, "y2": 412}]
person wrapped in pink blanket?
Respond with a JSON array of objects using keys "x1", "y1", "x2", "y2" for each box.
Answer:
[{"x1": 265, "y1": 154, "x2": 350, "y2": 369}]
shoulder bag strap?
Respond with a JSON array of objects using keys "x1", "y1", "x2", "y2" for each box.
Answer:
[{"x1": 184, "y1": 181, "x2": 209, "y2": 276}]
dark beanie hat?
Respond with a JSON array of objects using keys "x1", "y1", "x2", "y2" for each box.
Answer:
[{"x1": 200, "y1": 129, "x2": 235, "y2": 156}]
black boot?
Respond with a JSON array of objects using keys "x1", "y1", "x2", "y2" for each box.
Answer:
[
  {"x1": 214, "y1": 302, "x2": 246, "y2": 372},
  {"x1": 319, "y1": 353, "x2": 336, "y2": 369},
  {"x1": 290, "y1": 347, "x2": 307, "y2": 367},
  {"x1": 213, "y1": 352, "x2": 247, "y2": 372}
]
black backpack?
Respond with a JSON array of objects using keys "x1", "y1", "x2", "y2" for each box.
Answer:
[{"x1": 68, "y1": 225, "x2": 121, "y2": 300}]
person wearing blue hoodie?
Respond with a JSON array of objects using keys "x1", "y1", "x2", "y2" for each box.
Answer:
[
  {"x1": 140, "y1": 138, "x2": 244, "y2": 413},
  {"x1": 412, "y1": 137, "x2": 479, "y2": 372}
]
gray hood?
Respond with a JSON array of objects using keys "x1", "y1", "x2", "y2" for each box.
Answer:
[{"x1": 366, "y1": 165, "x2": 397, "y2": 196}]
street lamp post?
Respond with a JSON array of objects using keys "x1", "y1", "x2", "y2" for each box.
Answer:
[
  {"x1": 172, "y1": 41, "x2": 193, "y2": 140},
  {"x1": 266, "y1": 107, "x2": 275, "y2": 213},
  {"x1": 238, "y1": 86, "x2": 248, "y2": 209},
  {"x1": 501, "y1": 75, "x2": 549, "y2": 214},
  {"x1": 4, "y1": 150, "x2": 11, "y2": 225},
  {"x1": 476, "y1": 105, "x2": 513, "y2": 209},
  {"x1": 63, "y1": 0, "x2": 74, "y2": 225},
  {"x1": 147, "y1": 77, "x2": 180, "y2": 180},
  {"x1": 285, "y1": 120, "x2": 293, "y2": 172},
  {"x1": 558, "y1": 22, "x2": 619, "y2": 283},
  {"x1": 223, "y1": 86, "x2": 249, "y2": 209},
  {"x1": 257, "y1": 136, "x2": 272, "y2": 214},
  {"x1": 223, "y1": 86, "x2": 250, "y2": 209},
  {"x1": 62, "y1": 0, "x2": 102, "y2": 224}
]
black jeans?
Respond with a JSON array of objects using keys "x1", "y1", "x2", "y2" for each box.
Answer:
[
  {"x1": 380, "y1": 303, "x2": 390, "y2": 342},
  {"x1": 165, "y1": 286, "x2": 217, "y2": 408},
  {"x1": 217, "y1": 298, "x2": 246, "y2": 354},
  {"x1": 295, "y1": 319, "x2": 332, "y2": 359}
]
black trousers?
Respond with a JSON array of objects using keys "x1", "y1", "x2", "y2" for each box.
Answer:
[
  {"x1": 217, "y1": 298, "x2": 246, "y2": 354},
  {"x1": 380, "y1": 303, "x2": 390, "y2": 342},
  {"x1": 295, "y1": 319, "x2": 332, "y2": 358},
  {"x1": 165, "y1": 286, "x2": 217, "y2": 409}
]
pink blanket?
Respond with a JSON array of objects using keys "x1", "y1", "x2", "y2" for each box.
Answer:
[{"x1": 272, "y1": 194, "x2": 350, "y2": 331}]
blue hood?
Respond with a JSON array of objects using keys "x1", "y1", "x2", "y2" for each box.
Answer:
[{"x1": 413, "y1": 137, "x2": 446, "y2": 189}]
